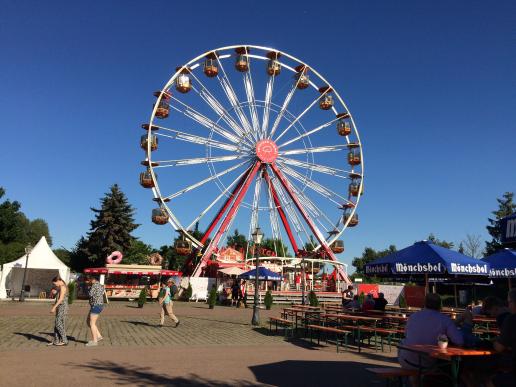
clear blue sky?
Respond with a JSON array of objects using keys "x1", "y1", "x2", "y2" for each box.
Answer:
[{"x1": 1, "y1": 0, "x2": 514, "y2": 271}]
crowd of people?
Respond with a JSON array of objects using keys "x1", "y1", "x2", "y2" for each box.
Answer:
[
  {"x1": 398, "y1": 290, "x2": 516, "y2": 386},
  {"x1": 341, "y1": 285, "x2": 388, "y2": 312},
  {"x1": 219, "y1": 279, "x2": 247, "y2": 307},
  {"x1": 47, "y1": 275, "x2": 183, "y2": 347}
]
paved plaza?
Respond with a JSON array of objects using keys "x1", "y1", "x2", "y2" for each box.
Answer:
[{"x1": 0, "y1": 301, "x2": 398, "y2": 386}]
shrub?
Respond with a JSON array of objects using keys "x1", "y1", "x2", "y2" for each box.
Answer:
[
  {"x1": 183, "y1": 283, "x2": 193, "y2": 301},
  {"x1": 67, "y1": 281, "x2": 76, "y2": 304},
  {"x1": 208, "y1": 286, "x2": 217, "y2": 309},
  {"x1": 398, "y1": 293, "x2": 407, "y2": 308},
  {"x1": 264, "y1": 290, "x2": 273, "y2": 310},
  {"x1": 358, "y1": 292, "x2": 365, "y2": 306},
  {"x1": 308, "y1": 290, "x2": 319, "y2": 307},
  {"x1": 138, "y1": 287, "x2": 147, "y2": 308}
]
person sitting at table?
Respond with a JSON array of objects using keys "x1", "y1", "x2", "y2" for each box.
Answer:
[
  {"x1": 470, "y1": 300, "x2": 484, "y2": 316},
  {"x1": 493, "y1": 289, "x2": 516, "y2": 382},
  {"x1": 374, "y1": 292, "x2": 388, "y2": 312},
  {"x1": 346, "y1": 295, "x2": 361, "y2": 310},
  {"x1": 398, "y1": 293, "x2": 464, "y2": 370},
  {"x1": 483, "y1": 296, "x2": 510, "y2": 329},
  {"x1": 362, "y1": 294, "x2": 375, "y2": 312},
  {"x1": 341, "y1": 285, "x2": 354, "y2": 307}
]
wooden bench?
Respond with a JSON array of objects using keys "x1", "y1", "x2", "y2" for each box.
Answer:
[
  {"x1": 366, "y1": 367, "x2": 418, "y2": 386},
  {"x1": 354, "y1": 326, "x2": 403, "y2": 352},
  {"x1": 305, "y1": 324, "x2": 352, "y2": 352},
  {"x1": 269, "y1": 317, "x2": 294, "y2": 337}
]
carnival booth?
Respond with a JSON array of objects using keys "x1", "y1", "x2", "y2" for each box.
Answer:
[
  {"x1": 82, "y1": 252, "x2": 181, "y2": 299},
  {"x1": 0, "y1": 236, "x2": 71, "y2": 299},
  {"x1": 82, "y1": 264, "x2": 181, "y2": 299}
]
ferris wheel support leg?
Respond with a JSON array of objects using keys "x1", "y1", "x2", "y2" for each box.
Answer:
[
  {"x1": 192, "y1": 161, "x2": 263, "y2": 277},
  {"x1": 262, "y1": 168, "x2": 299, "y2": 255},
  {"x1": 200, "y1": 165, "x2": 253, "y2": 245},
  {"x1": 269, "y1": 163, "x2": 351, "y2": 285}
]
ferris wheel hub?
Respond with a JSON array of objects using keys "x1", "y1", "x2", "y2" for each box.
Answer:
[{"x1": 255, "y1": 139, "x2": 278, "y2": 163}]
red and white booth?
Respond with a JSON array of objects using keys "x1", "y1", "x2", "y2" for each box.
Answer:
[{"x1": 83, "y1": 264, "x2": 181, "y2": 299}]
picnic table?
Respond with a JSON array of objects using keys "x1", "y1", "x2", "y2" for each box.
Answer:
[
  {"x1": 398, "y1": 344, "x2": 496, "y2": 387},
  {"x1": 282, "y1": 308, "x2": 323, "y2": 329}
]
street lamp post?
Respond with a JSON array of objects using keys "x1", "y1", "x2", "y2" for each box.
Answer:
[
  {"x1": 19, "y1": 243, "x2": 33, "y2": 302},
  {"x1": 301, "y1": 256, "x2": 306, "y2": 305},
  {"x1": 251, "y1": 227, "x2": 264, "y2": 326}
]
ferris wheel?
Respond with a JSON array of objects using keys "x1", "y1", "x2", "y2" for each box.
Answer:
[{"x1": 139, "y1": 45, "x2": 364, "y2": 281}]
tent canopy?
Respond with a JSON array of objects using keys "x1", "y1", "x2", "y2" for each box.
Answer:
[
  {"x1": 0, "y1": 236, "x2": 70, "y2": 298},
  {"x1": 239, "y1": 267, "x2": 281, "y2": 281},
  {"x1": 218, "y1": 267, "x2": 245, "y2": 276},
  {"x1": 365, "y1": 241, "x2": 490, "y2": 277},
  {"x1": 482, "y1": 248, "x2": 516, "y2": 278}
]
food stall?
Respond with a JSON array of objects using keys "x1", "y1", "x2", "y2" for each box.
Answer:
[{"x1": 82, "y1": 264, "x2": 181, "y2": 300}]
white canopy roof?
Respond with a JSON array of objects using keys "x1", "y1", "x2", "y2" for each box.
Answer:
[
  {"x1": 4, "y1": 236, "x2": 68, "y2": 271},
  {"x1": 0, "y1": 236, "x2": 70, "y2": 298}
]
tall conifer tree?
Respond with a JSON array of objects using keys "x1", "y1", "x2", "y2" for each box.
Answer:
[
  {"x1": 81, "y1": 184, "x2": 139, "y2": 266},
  {"x1": 485, "y1": 192, "x2": 515, "y2": 256}
]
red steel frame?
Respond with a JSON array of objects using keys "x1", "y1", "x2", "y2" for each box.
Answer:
[
  {"x1": 200, "y1": 165, "x2": 253, "y2": 245},
  {"x1": 192, "y1": 161, "x2": 262, "y2": 277},
  {"x1": 269, "y1": 162, "x2": 350, "y2": 282},
  {"x1": 262, "y1": 167, "x2": 299, "y2": 255}
]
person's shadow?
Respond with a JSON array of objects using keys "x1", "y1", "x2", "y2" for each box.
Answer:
[
  {"x1": 13, "y1": 332, "x2": 87, "y2": 344},
  {"x1": 121, "y1": 320, "x2": 157, "y2": 327}
]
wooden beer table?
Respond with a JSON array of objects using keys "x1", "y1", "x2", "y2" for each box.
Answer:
[{"x1": 398, "y1": 344, "x2": 496, "y2": 387}]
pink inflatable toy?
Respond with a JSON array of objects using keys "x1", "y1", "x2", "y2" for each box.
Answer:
[{"x1": 106, "y1": 251, "x2": 123, "y2": 264}]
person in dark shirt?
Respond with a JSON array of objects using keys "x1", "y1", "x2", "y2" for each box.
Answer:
[
  {"x1": 494, "y1": 289, "x2": 516, "y2": 378},
  {"x1": 374, "y1": 292, "x2": 388, "y2": 311},
  {"x1": 483, "y1": 296, "x2": 510, "y2": 329}
]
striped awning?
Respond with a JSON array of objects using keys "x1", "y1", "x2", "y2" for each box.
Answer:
[{"x1": 84, "y1": 268, "x2": 182, "y2": 276}]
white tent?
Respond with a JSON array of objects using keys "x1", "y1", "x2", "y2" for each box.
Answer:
[{"x1": 0, "y1": 236, "x2": 71, "y2": 299}]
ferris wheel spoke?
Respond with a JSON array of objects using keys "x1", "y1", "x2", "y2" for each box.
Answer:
[
  {"x1": 278, "y1": 157, "x2": 351, "y2": 179},
  {"x1": 196, "y1": 87, "x2": 249, "y2": 142},
  {"x1": 270, "y1": 163, "x2": 337, "y2": 259},
  {"x1": 243, "y1": 51, "x2": 260, "y2": 135},
  {"x1": 196, "y1": 161, "x2": 262, "y2": 273},
  {"x1": 215, "y1": 55, "x2": 256, "y2": 142},
  {"x1": 261, "y1": 75, "x2": 275, "y2": 140},
  {"x1": 154, "y1": 154, "x2": 250, "y2": 167},
  {"x1": 155, "y1": 126, "x2": 243, "y2": 152},
  {"x1": 163, "y1": 160, "x2": 250, "y2": 201},
  {"x1": 187, "y1": 167, "x2": 251, "y2": 230},
  {"x1": 264, "y1": 178, "x2": 282, "y2": 255},
  {"x1": 278, "y1": 144, "x2": 348, "y2": 156},
  {"x1": 276, "y1": 161, "x2": 347, "y2": 205},
  {"x1": 268, "y1": 82, "x2": 299, "y2": 139},
  {"x1": 244, "y1": 73, "x2": 260, "y2": 134},
  {"x1": 263, "y1": 168, "x2": 299, "y2": 255},
  {"x1": 247, "y1": 172, "x2": 263, "y2": 248},
  {"x1": 278, "y1": 117, "x2": 340, "y2": 149},
  {"x1": 170, "y1": 99, "x2": 243, "y2": 146},
  {"x1": 269, "y1": 173, "x2": 314, "y2": 251},
  {"x1": 274, "y1": 89, "x2": 330, "y2": 143},
  {"x1": 188, "y1": 71, "x2": 253, "y2": 146},
  {"x1": 281, "y1": 173, "x2": 337, "y2": 231}
]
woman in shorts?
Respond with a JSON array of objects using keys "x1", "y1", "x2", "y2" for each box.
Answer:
[{"x1": 86, "y1": 275, "x2": 104, "y2": 346}]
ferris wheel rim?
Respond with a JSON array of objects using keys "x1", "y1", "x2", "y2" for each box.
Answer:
[{"x1": 143, "y1": 44, "x2": 364, "y2": 256}]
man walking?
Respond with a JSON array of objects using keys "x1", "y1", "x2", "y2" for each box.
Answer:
[{"x1": 158, "y1": 279, "x2": 180, "y2": 327}]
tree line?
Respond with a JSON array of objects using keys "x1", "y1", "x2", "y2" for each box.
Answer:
[{"x1": 0, "y1": 187, "x2": 52, "y2": 265}]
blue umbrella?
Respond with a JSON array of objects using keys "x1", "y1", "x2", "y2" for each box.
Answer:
[
  {"x1": 482, "y1": 248, "x2": 516, "y2": 278},
  {"x1": 365, "y1": 240, "x2": 490, "y2": 277},
  {"x1": 239, "y1": 267, "x2": 282, "y2": 281}
]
